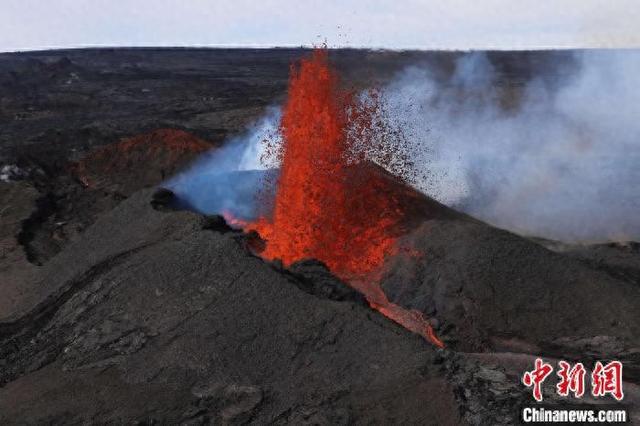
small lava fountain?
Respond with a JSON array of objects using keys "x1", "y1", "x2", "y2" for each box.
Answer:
[{"x1": 238, "y1": 49, "x2": 443, "y2": 348}]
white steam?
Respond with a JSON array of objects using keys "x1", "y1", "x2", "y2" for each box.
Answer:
[
  {"x1": 165, "y1": 106, "x2": 281, "y2": 219},
  {"x1": 382, "y1": 50, "x2": 640, "y2": 242}
]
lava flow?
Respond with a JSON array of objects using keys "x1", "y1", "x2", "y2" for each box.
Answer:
[{"x1": 244, "y1": 48, "x2": 443, "y2": 348}]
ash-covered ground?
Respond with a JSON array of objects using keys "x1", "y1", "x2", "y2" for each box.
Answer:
[{"x1": 0, "y1": 48, "x2": 638, "y2": 424}]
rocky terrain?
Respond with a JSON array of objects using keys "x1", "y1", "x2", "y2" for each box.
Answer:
[{"x1": 0, "y1": 48, "x2": 636, "y2": 424}]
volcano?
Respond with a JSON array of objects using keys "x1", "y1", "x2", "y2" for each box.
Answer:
[
  {"x1": 1, "y1": 48, "x2": 639, "y2": 425},
  {"x1": 226, "y1": 49, "x2": 452, "y2": 347}
]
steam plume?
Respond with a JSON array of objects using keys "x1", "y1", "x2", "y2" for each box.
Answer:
[
  {"x1": 165, "y1": 106, "x2": 281, "y2": 219},
  {"x1": 383, "y1": 50, "x2": 640, "y2": 242}
]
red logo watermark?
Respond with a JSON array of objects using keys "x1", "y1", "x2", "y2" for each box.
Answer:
[{"x1": 522, "y1": 358, "x2": 624, "y2": 402}]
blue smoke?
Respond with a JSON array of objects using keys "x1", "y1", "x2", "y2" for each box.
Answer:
[{"x1": 165, "y1": 106, "x2": 281, "y2": 220}]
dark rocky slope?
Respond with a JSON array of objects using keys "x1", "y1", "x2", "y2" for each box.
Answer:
[
  {"x1": 1, "y1": 186, "x2": 638, "y2": 424},
  {"x1": 0, "y1": 182, "x2": 39, "y2": 317},
  {"x1": 382, "y1": 220, "x2": 640, "y2": 371},
  {"x1": 0, "y1": 190, "x2": 464, "y2": 425}
]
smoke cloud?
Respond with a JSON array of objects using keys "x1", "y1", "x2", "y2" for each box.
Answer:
[
  {"x1": 165, "y1": 106, "x2": 281, "y2": 219},
  {"x1": 382, "y1": 50, "x2": 640, "y2": 242}
]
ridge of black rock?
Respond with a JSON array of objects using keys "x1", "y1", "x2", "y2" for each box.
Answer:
[
  {"x1": 287, "y1": 259, "x2": 367, "y2": 305},
  {"x1": 0, "y1": 243, "x2": 152, "y2": 386}
]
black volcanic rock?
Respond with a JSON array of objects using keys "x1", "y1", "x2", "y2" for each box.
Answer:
[
  {"x1": 150, "y1": 187, "x2": 178, "y2": 211},
  {"x1": 2, "y1": 186, "x2": 639, "y2": 424},
  {"x1": 381, "y1": 219, "x2": 640, "y2": 378},
  {"x1": 288, "y1": 259, "x2": 367, "y2": 304},
  {"x1": 0, "y1": 190, "x2": 463, "y2": 425},
  {"x1": 559, "y1": 241, "x2": 640, "y2": 285},
  {"x1": 0, "y1": 182, "x2": 39, "y2": 317}
]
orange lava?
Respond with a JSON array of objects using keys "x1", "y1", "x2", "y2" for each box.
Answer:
[
  {"x1": 249, "y1": 49, "x2": 398, "y2": 278},
  {"x1": 245, "y1": 49, "x2": 442, "y2": 348},
  {"x1": 371, "y1": 299, "x2": 445, "y2": 348}
]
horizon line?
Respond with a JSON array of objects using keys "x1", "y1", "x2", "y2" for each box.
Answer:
[{"x1": 3, "y1": 43, "x2": 640, "y2": 55}]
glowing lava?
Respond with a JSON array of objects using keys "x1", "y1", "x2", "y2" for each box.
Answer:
[
  {"x1": 249, "y1": 49, "x2": 398, "y2": 278},
  {"x1": 245, "y1": 49, "x2": 443, "y2": 348}
]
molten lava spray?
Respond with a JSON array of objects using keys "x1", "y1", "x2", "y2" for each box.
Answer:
[
  {"x1": 251, "y1": 50, "x2": 396, "y2": 278},
  {"x1": 247, "y1": 49, "x2": 443, "y2": 348}
]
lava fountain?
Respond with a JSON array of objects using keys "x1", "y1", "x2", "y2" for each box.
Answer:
[{"x1": 243, "y1": 49, "x2": 443, "y2": 348}]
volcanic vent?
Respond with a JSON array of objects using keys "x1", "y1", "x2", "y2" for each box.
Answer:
[{"x1": 221, "y1": 49, "x2": 444, "y2": 347}]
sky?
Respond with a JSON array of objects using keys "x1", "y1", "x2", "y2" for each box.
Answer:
[{"x1": 1, "y1": 0, "x2": 639, "y2": 52}]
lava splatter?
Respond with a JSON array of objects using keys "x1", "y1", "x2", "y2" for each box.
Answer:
[{"x1": 242, "y1": 48, "x2": 442, "y2": 347}]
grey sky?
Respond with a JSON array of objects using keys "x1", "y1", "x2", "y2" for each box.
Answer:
[{"x1": 2, "y1": 0, "x2": 639, "y2": 52}]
